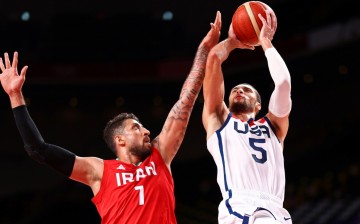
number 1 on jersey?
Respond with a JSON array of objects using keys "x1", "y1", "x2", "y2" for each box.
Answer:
[{"x1": 135, "y1": 185, "x2": 144, "y2": 205}]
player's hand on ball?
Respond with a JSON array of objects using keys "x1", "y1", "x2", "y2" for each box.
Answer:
[
  {"x1": 228, "y1": 24, "x2": 255, "y2": 50},
  {"x1": 258, "y1": 9, "x2": 276, "y2": 43}
]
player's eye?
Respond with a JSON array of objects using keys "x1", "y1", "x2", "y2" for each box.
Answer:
[
  {"x1": 132, "y1": 124, "x2": 141, "y2": 130},
  {"x1": 243, "y1": 87, "x2": 252, "y2": 92}
]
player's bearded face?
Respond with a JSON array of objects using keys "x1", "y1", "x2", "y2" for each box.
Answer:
[
  {"x1": 122, "y1": 119, "x2": 152, "y2": 160},
  {"x1": 130, "y1": 145, "x2": 151, "y2": 160},
  {"x1": 229, "y1": 98, "x2": 256, "y2": 113}
]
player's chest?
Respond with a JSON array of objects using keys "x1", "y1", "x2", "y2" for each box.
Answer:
[
  {"x1": 228, "y1": 119, "x2": 271, "y2": 138},
  {"x1": 110, "y1": 161, "x2": 160, "y2": 187}
]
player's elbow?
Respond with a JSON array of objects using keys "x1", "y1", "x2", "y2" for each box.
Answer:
[
  {"x1": 24, "y1": 141, "x2": 47, "y2": 164},
  {"x1": 276, "y1": 79, "x2": 291, "y2": 93}
]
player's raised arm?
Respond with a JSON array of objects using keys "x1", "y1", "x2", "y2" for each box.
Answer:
[
  {"x1": 154, "y1": 11, "x2": 222, "y2": 169},
  {"x1": 0, "y1": 52, "x2": 103, "y2": 194},
  {"x1": 258, "y1": 10, "x2": 292, "y2": 144},
  {"x1": 202, "y1": 24, "x2": 255, "y2": 138}
]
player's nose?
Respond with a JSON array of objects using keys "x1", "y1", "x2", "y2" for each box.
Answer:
[{"x1": 142, "y1": 127, "x2": 150, "y2": 135}]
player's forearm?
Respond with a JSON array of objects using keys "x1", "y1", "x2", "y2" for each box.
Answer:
[
  {"x1": 179, "y1": 45, "x2": 209, "y2": 104},
  {"x1": 159, "y1": 46, "x2": 210, "y2": 164},
  {"x1": 203, "y1": 48, "x2": 225, "y2": 110},
  {"x1": 265, "y1": 47, "x2": 291, "y2": 87},
  {"x1": 214, "y1": 39, "x2": 235, "y2": 63},
  {"x1": 13, "y1": 105, "x2": 76, "y2": 177},
  {"x1": 265, "y1": 47, "x2": 292, "y2": 117}
]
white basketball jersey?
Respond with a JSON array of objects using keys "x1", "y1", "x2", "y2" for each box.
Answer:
[{"x1": 207, "y1": 113, "x2": 290, "y2": 223}]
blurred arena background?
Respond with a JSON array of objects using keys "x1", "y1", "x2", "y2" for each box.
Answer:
[{"x1": 0, "y1": 0, "x2": 359, "y2": 223}]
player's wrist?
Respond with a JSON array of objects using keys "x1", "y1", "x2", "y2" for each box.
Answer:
[
  {"x1": 260, "y1": 38, "x2": 273, "y2": 52},
  {"x1": 10, "y1": 92, "x2": 26, "y2": 108}
]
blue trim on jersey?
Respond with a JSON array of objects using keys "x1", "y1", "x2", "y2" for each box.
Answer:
[
  {"x1": 216, "y1": 130, "x2": 228, "y2": 192},
  {"x1": 224, "y1": 190, "x2": 249, "y2": 222},
  {"x1": 263, "y1": 116, "x2": 280, "y2": 143},
  {"x1": 216, "y1": 113, "x2": 249, "y2": 223},
  {"x1": 216, "y1": 112, "x2": 232, "y2": 192},
  {"x1": 255, "y1": 207, "x2": 277, "y2": 220},
  {"x1": 219, "y1": 112, "x2": 232, "y2": 132}
]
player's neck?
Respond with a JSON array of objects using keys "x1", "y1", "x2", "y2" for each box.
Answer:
[
  {"x1": 116, "y1": 157, "x2": 143, "y2": 166},
  {"x1": 116, "y1": 151, "x2": 143, "y2": 166},
  {"x1": 232, "y1": 112, "x2": 255, "y2": 121}
]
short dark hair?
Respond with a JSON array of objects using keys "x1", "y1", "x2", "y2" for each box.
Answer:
[{"x1": 103, "y1": 113, "x2": 140, "y2": 154}]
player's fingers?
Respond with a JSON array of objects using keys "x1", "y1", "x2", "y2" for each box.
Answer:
[
  {"x1": 266, "y1": 10, "x2": 271, "y2": 27},
  {"x1": 0, "y1": 58, "x2": 5, "y2": 72},
  {"x1": 247, "y1": 45, "x2": 255, "y2": 50},
  {"x1": 229, "y1": 23, "x2": 234, "y2": 34},
  {"x1": 271, "y1": 12, "x2": 277, "y2": 31},
  {"x1": 4, "y1": 52, "x2": 11, "y2": 69},
  {"x1": 12, "y1": 52, "x2": 18, "y2": 69},
  {"x1": 216, "y1": 11, "x2": 222, "y2": 29},
  {"x1": 258, "y1": 13, "x2": 266, "y2": 26},
  {"x1": 20, "y1": 66, "x2": 28, "y2": 78}
]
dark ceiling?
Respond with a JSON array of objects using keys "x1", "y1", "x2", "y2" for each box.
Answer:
[{"x1": 0, "y1": 0, "x2": 357, "y2": 83}]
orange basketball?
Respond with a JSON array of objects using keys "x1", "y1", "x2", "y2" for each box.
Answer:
[{"x1": 231, "y1": 1, "x2": 276, "y2": 46}]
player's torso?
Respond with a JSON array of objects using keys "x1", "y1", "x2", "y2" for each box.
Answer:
[
  {"x1": 207, "y1": 114, "x2": 286, "y2": 199},
  {"x1": 92, "y1": 148, "x2": 176, "y2": 224}
]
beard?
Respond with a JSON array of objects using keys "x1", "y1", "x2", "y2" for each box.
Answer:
[
  {"x1": 229, "y1": 100, "x2": 255, "y2": 114},
  {"x1": 130, "y1": 145, "x2": 152, "y2": 160}
]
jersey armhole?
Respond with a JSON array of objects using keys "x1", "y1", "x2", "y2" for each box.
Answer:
[
  {"x1": 92, "y1": 160, "x2": 108, "y2": 203},
  {"x1": 216, "y1": 112, "x2": 232, "y2": 133},
  {"x1": 263, "y1": 116, "x2": 281, "y2": 143}
]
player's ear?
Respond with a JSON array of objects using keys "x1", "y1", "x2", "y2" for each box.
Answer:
[
  {"x1": 115, "y1": 135, "x2": 126, "y2": 146},
  {"x1": 255, "y1": 102, "x2": 261, "y2": 114}
]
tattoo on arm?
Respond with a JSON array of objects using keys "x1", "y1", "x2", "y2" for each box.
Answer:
[
  {"x1": 180, "y1": 46, "x2": 209, "y2": 102},
  {"x1": 160, "y1": 46, "x2": 210, "y2": 151}
]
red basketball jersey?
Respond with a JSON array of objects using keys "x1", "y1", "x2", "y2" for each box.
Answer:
[{"x1": 92, "y1": 147, "x2": 176, "y2": 224}]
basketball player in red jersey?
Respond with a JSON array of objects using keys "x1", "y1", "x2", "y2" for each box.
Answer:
[
  {"x1": 0, "y1": 11, "x2": 222, "y2": 224},
  {"x1": 202, "y1": 10, "x2": 292, "y2": 224}
]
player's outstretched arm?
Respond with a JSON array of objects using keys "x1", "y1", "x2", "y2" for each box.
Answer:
[
  {"x1": 0, "y1": 52, "x2": 103, "y2": 192},
  {"x1": 0, "y1": 52, "x2": 77, "y2": 176},
  {"x1": 154, "y1": 11, "x2": 222, "y2": 169}
]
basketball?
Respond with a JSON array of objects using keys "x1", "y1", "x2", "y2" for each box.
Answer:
[{"x1": 231, "y1": 1, "x2": 276, "y2": 46}]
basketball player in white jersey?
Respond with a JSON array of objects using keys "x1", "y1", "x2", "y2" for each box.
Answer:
[{"x1": 202, "y1": 9, "x2": 292, "y2": 224}]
